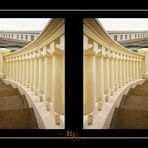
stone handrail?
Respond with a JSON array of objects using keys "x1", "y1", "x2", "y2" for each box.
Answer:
[{"x1": 0, "y1": 18, "x2": 65, "y2": 129}]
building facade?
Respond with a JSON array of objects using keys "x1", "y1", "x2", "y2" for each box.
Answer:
[
  {"x1": 108, "y1": 31, "x2": 148, "y2": 42},
  {"x1": 0, "y1": 31, "x2": 41, "y2": 42}
]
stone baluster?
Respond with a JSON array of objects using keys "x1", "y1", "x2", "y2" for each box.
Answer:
[
  {"x1": 29, "y1": 52, "x2": 34, "y2": 91},
  {"x1": 130, "y1": 57, "x2": 133, "y2": 82},
  {"x1": 109, "y1": 51, "x2": 115, "y2": 96},
  {"x1": 53, "y1": 41, "x2": 64, "y2": 115},
  {"x1": 38, "y1": 49, "x2": 45, "y2": 101},
  {"x1": 15, "y1": 57, "x2": 18, "y2": 82},
  {"x1": 19, "y1": 56, "x2": 22, "y2": 84},
  {"x1": 83, "y1": 36, "x2": 96, "y2": 115},
  {"x1": 43, "y1": 47, "x2": 53, "y2": 110},
  {"x1": 26, "y1": 54, "x2": 30, "y2": 88},
  {"x1": 123, "y1": 55, "x2": 126, "y2": 86},
  {"x1": 10, "y1": 58, "x2": 13, "y2": 79},
  {"x1": 33, "y1": 51, "x2": 39, "y2": 96},
  {"x1": 115, "y1": 52, "x2": 119, "y2": 91},
  {"x1": 96, "y1": 46, "x2": 104, "y2": 110},
  {"x1": 119, "y1": 54, "x2": 122, "y2": 88},
  {"x1": 104, "y1": 49, "x2": 110, "y2": 101},
  {"x1": 126, "y1": 56, "x2": 129, "y2": 83}
]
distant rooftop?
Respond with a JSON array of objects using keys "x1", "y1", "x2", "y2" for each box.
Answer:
[
  {"x1": 108, "y1": 30, "x2": 148, "y2": 34},
  {"x1": 0, "y1": 30, "x2": 41, "y2": 34}
]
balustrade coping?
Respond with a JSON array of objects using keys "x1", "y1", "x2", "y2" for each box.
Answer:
[
  {"x1": 84, "y1": 18, "x2": 144, "y2": 58},
  {"x1": 4, "y1": 18, "x2": 64, "y2": 58}
]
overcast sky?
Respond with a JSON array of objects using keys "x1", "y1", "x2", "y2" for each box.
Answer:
[
  {"x1": 0, "y1": 18, "x2": 50, "y2": 31},
  {"x1": 98, "y1": 18, "x2": 148, "y2": 31}
]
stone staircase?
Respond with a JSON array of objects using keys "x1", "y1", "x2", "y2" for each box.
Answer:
[
  {"x1": 0, "y1": 79, "x2": 38, "y2": 129},
  {"x1": 110, "y1": 80, "x2": 148, "y2": 129}
]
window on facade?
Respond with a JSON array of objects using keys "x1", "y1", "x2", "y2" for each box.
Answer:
[
  {"x1": 25, "y1": 35, "x2": 28, "y2": 40},
  {"x1": 21, "y1": 35, "x2": 23, "y2": 39},
  {"x1": 135, "y1": 34, "x2": 137, "y2": 38},
  {"x1": 129, "y1": 34, "x2": 131, "y2": 38},
  {"x1": 31, "y1": 35, "x2": 34, "y2": 41},
  {"x1": 17, "y1": 34, "x2": 19, "y2": 39},
  {"x1": 11, "y1": 34, "x2": 13, "y2": 38},
  {"x1": 125, "y1": 35, "x2": 127, "y2": 39},
  {"x1": 141, "y1": 34, "x2": 142, "y2": 37},
  {"x1": 120, "y1": 35, "x2": 123, "y2": 40}
]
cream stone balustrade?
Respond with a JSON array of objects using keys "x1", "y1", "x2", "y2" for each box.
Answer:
[
  {"x1": 83, "y1": 18, "x2": 148, "y2": 129},
  {"x1": 0, "y1": 18, "x2": 65, "y2": 129}
]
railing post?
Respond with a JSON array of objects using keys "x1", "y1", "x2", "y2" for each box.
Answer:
[
  {"x1": 0, "y1": 51, "x2": 3, "y2": 78},
  {"x1": 15, "y1": 57, "x2": 19, "y2": 82},
  {"x1": 139, "y1": 48, "x2": 148, "y2": 79},
  {"x1": 13, "y1": 57, "x2": 15, "y2": 80},
  {"x1": 136, "y1": 58, "x2": 139, "y2": 80},
  {"x1": 23, "y1": 55, "x2": 26, "y2": 85},
  {"x1": 29, "y1": 53, "x2": 34, "y2": 91},
  {"x1": 6, "y1": 59, "x2": 9, "y2": 79},
  {"x1": 43, "y1": 47, "x2": 53, "y2": 110},
  {"x1": 33, "y1": 51, "x2": 39, "y2": 96},
  {"x1": 130, "y1": 57, "x2": 133, "y2": 82},
  {"x1": 115, "y1": 53, "x2": 119, "y2": 91},
  {"x1": 19, "y1": 56, "x2": 22, "y2": 84},
  {"x1": 38, "y1": 49, "x2": 44, "y2": 101},
  {"x1": 52, "y1": 50, "x2": 64, "y2": 115},
  {"x1": 22, "y1": 55, "x2": 25, "y2": 85},
  {"x1": 0, "y1": 49, "x2": 10, "y2": 78},
  {"x1": 139, "y1": 59, "x2": 142, "y2": 79},
  {"x1": 104, "y1": 49, "x2": 110, "y2": 101},
  {"x1": 126, "y1": 56, "x2": 130, "y2": 83},
  {"x1": 10, "y1": 58, "x2": 12, "y2": 80},
  {"x1": 84, "y1": 53, "x2": 96, "y2": 115},
  {"x1": 119, "y1": 54, "x2": 122, "y2": 88},
  {"x1": 26, "y1": 54, "x2": 30, "y2": 88},
  {"x1": 0, "y1": 51, "x2": 3, "y2": 79},
  {"x1": 133, "y1": 57, "x2": 136, "y2": 80},
  {"x1": 96, "y1": 46, "x2": 105, "y2": 111},
  {"x1": 109, "y1": 51, "x2": 115, "y2": 96}
]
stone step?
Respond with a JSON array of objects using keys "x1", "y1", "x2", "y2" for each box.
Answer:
[
  {"x1": 7, "y1": 84, "x2": 14, "y2": 89},
  {"x1": 0, "y1": 79, "x2": 38, "y2": 129},
  {"x1": 131, "y1": 90, "x2": 148, "y2": 97},
  {"x1": 0, "y1": 83, "x2": 9, "y2": 90},
  {"x1": 136, "y1": 86, "x2": 148, "y2": 91},
  {"x1": 135, "y1": 84, "x2": 141, "y2": 89},
  {"x1": 0, "y1": 95, "x2": 29, "y2": 110},
  {"x1": 127, "y1": 88, "x2": 133, "y2": 96},
  {"x1": 0, "y1": 108, "x2": 38, "y2": 129},
  {"x1": 120, "y1": 95, "x2": 148, "y2": 111},
  {"x1": 110, "y1": 108, "x2": 148, "y2": 129},
  {"x1": 0, "y1": 88, "x2": 20, "y2": 97},
  {"x1": 0, "y1": 80, "x2": 14, "y2": 90}
]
